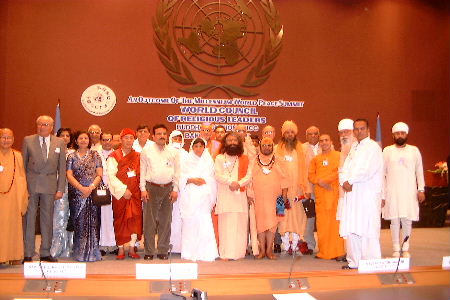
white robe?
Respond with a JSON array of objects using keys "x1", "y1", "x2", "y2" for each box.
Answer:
[
  {"x1": 98, "y1": 148, "x2": 116, "y2": 247},
  {"x1": 179, "y1": 148, "x2": 218, "y2": 262},
  {"x1": 381, "y1": 144, "x2": 425, "y2": 221},
  {"x1": 339, "y1": 137, "x2": 383, "y2": 239}
]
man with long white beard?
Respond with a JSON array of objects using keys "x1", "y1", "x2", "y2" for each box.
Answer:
[
  {"x1": 339, "y1": 119, "x2": 383, "y2": 269},
  {"x1": 382, "y1": 122, "x2": 425, "y2": 258},
  {"x1": 277, "y1": 120, "x2": 310, "y2": 255},
  {"x1": 336, "y1": 119, "x2": 357, "y2": 222}
]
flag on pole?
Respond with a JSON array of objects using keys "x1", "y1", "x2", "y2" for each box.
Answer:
[
  {"x1": 55, "y1": 99, "x2": 62, "y2": 133},
  {"x1": 375, "y1": 112, "x2": 382, "y2": 147}
]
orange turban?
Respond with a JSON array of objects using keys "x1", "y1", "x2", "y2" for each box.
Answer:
[
  {"x1": 120, "y1": 128, "x2": 136, "y2": 138},
  {"x1": 281, "y1": 120, "x2": 298, "y2": 135}
]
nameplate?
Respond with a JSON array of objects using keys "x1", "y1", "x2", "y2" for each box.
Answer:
[
  {"x1": 442, "y1": 256, "x2": 450, "y2": 269},
  {"x1": 136, "y1": 263, "x2": 198, "y2": 280},
  {"x1": 24, "y1": 262, "x2": 86, "y2": 279},
  {"x1": 358, "y1": 258, "x2": 410, "y2": 273},
  {"x1": 273, "y1": 293, "x2": 317, "y2": 300}
]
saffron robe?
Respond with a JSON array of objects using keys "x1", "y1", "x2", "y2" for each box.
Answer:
[
  {"x1": 308, "y1": 150, "x2": 345, "y2": 259},
  {"x1": 0, "y1": 149, "x2": 28, "y2": 262}
]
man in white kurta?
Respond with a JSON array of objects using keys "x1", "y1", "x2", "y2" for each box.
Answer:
[
  {"x1": 97, "y1": 133, "x2": 117, "y2": 255},
  {"x1": 215, "y1": 132, "x2": 252, "y2": 260},
  {"x1": 339, "y1": 119, "x2": 383, "y2": 269},
  {"x1": 381, "y1": 122, "x2": 425, "y2": 258},
  {"x1": 168, "y1": 130, "x2": 188, "y2": 254},
  {"x1": 336, "y1": 118, "x2": 357, "y2": 221}
]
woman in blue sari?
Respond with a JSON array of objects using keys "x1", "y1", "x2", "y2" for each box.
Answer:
[{"x1": 66, "y1": 131, "x2": 103, "y2": 262}]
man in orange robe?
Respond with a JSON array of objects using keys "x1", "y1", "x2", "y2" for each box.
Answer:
[
  {"x1": 247, "y1": 137, "x2": 288, "y2": 259},
  {"x1": 308, "y1": 134, "x2": 345, "y2": 260}
]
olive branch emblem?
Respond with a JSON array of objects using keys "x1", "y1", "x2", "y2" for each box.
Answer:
[{"x1": 152, "y1": 0, "x2": 283, "y2": 97}]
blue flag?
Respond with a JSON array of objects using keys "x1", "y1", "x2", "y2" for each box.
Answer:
[
  {"x1": 375, "y1": 112, "x2": 382, "y2": 147},
  {"x1": 55, "y1": 101, "x2": 61, "y2": 133}
]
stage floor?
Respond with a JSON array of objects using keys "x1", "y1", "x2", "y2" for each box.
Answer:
[
  {"x1": 0, "y1": 228, "x2": 449, "y2": 300},
  {"x1": 0, "y1": 227, "x2": 449, "y2": 275}
]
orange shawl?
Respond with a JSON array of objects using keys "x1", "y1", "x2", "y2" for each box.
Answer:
[
  {"x1": 275, "y1": 141, "x2": 310, "y2": 194},
  {"x1": 238, "y1": 154, "x2": 249, "y2": 192}
]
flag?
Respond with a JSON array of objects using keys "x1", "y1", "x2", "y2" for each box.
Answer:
[
  {"x1": 55, "y1": 100, "x2": 61, "y2": 133},
  {"x1": 375, "y1": 112, "x2": 382, "y2": 147}
]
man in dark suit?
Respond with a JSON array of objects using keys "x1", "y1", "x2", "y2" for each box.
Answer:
[{"x1": 22, "y1": 115, "x2": 67, "y2": 262}]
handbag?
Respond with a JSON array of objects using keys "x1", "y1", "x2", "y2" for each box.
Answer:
[
  {"x1": 91, "y1": 181, "x2": 111, "y2": 206},
  {"x1": 302, "y1": 198, "x2": 316, "y2": 218}
]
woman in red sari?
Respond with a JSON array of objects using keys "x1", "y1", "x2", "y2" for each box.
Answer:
[{"x1": 106, "y1": 128, "x2": 143, "y2": 259}]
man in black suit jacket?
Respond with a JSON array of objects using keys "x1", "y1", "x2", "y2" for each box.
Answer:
[{"x1": 22, "y1": 115, "x2": 66, "y2": 262}]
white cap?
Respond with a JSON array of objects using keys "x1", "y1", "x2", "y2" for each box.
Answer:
[
  {"x1": 392, "y1": 122, "x2": 409, "y2": 134},
  {"x1": 338, "y1": 119, "x2": 354, "y2": 131}
]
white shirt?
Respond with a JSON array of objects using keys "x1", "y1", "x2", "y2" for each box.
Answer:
[
  {"x1": 140, "y1": 143, "x2": 180, "y2": 192},
  {"x1": 106, "y1": 149, "x2": 129, "y2": 200},
  {"x1": 381, "y1": 144, "x2": 425, "y2": 221},
  {"x1": 97, "y1": 148, "x2": 113, "y2": 186},
  {"x1": 339, "y1": 137, "x2": 383, "y2": 238},
  {"x1": 132, "y1": 139, "x2": 155, "y2": 153},
  {"x1": 91, "y1": 143, "x2": 102, "y2": 152},
  {"x1": 39, "y1": 136, "x2": 50, "y2": 159}
]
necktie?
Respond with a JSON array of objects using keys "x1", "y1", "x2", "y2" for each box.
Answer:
[{"x1": 42, "y1": 137, "x2": 48, "y2": 160}]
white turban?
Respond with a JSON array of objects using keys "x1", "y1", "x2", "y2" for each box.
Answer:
[
  {"x1": 392, "y1": 122, "x2": 409, "y2": 134},
  {"x1": 338, "y1": 119, "x2": 354, "y2": 131}
]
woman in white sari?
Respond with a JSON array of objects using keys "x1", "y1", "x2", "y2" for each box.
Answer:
[{"x1": 179, "y1": 138, "x2": 218, "y2": 262}]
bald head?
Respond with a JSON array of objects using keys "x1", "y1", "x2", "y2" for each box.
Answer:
[
  {"x1": 234, "y1": 124, "x2": 247, "y2": 141},
  {"x1": 0, "y1": 128, "x2": 14, "y2": 150},
  {"x1": 36, "y1": 115, "x2": 54, "y2": 137},
  {"x1": 305, "y1": 126, "x2": 320, "y2": 145},
  {"x1": 200, "y1": 122, "x2": 213, "y2": 141},
  {"x1": 88, "y1": 124, "x2": 102, "y2": 145},
  {"x1": 262, "y1": 125, "x2": 276, "y2": 140}
]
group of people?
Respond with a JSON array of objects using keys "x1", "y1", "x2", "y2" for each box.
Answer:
[{"x1": 0, "y1": 115, "x2": 425, "y2": 270}]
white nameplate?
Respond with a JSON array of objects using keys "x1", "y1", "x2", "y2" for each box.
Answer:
[
  {"x1": 358, "y1": 258, "x2": 410, "y2": 273},
  {"x1": 24, "y1": 262, "x2": 86, "y2": 279},
  {"x1": 274, "y1": 293, "x2": 317, "y2": 300},
  {"x1": 442, "y1": 256, "x2": 450, "y2": 269},
  {"x1": 136, "y1": 263, "x2": 198, "y2": 280}
]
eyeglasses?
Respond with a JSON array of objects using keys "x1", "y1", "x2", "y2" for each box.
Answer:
[
  {"x1": 89, "y1": 131, "x2": 101, "y2": 134},
  {"x1": 0, "y1": 136, "x2": 13, "y2": 140},
  {"x1": 101, "y1": 138, "x2": 112, "y2": 142},
  {"x1": 37, "y1": 123, "x2": 52, "y2": 127}
]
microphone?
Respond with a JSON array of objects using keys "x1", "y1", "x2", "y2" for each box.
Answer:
[
  {"x1": 160, "y1": 244, "x2": 185, "y2": 300},
  {"x1": 287, "y1": 244, "x2": 298, "y2": 288},
  {"x1": 394, "y1": 236, "x2": 410, "y2": 275}
]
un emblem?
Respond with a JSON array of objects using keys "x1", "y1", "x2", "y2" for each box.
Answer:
[{"x1": 153, "y1": 0, "x2": 283, "y2": 97}]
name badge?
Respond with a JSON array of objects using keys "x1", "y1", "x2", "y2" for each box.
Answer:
[
  {"x1": 262, "y1": 167, "x2": 271, "y2": 175},
  {"x1": 127, "y1": 170, "x2": 136, "y2": 178},
  {"x1": 166, "y1": 160, "x2": 173, "y2": 167},
  {"x1": 284, "y1": 155, "x2": 293, "y2": 162},
  {"x1": 96, "y1": 189, "x2": 107, "y2": 196},
  {"x1": 55, "y1": 147, "x2": 61, "y2": 153},
  {"x1": 0, "y1": 165, "x2": 3, "y2": 172},
  {"x1": 322, "y1": 159, "x2": 328, "y2": 166},
  {"x1": 223, "y1": 161, "x2": 232, "y2": 168}
]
